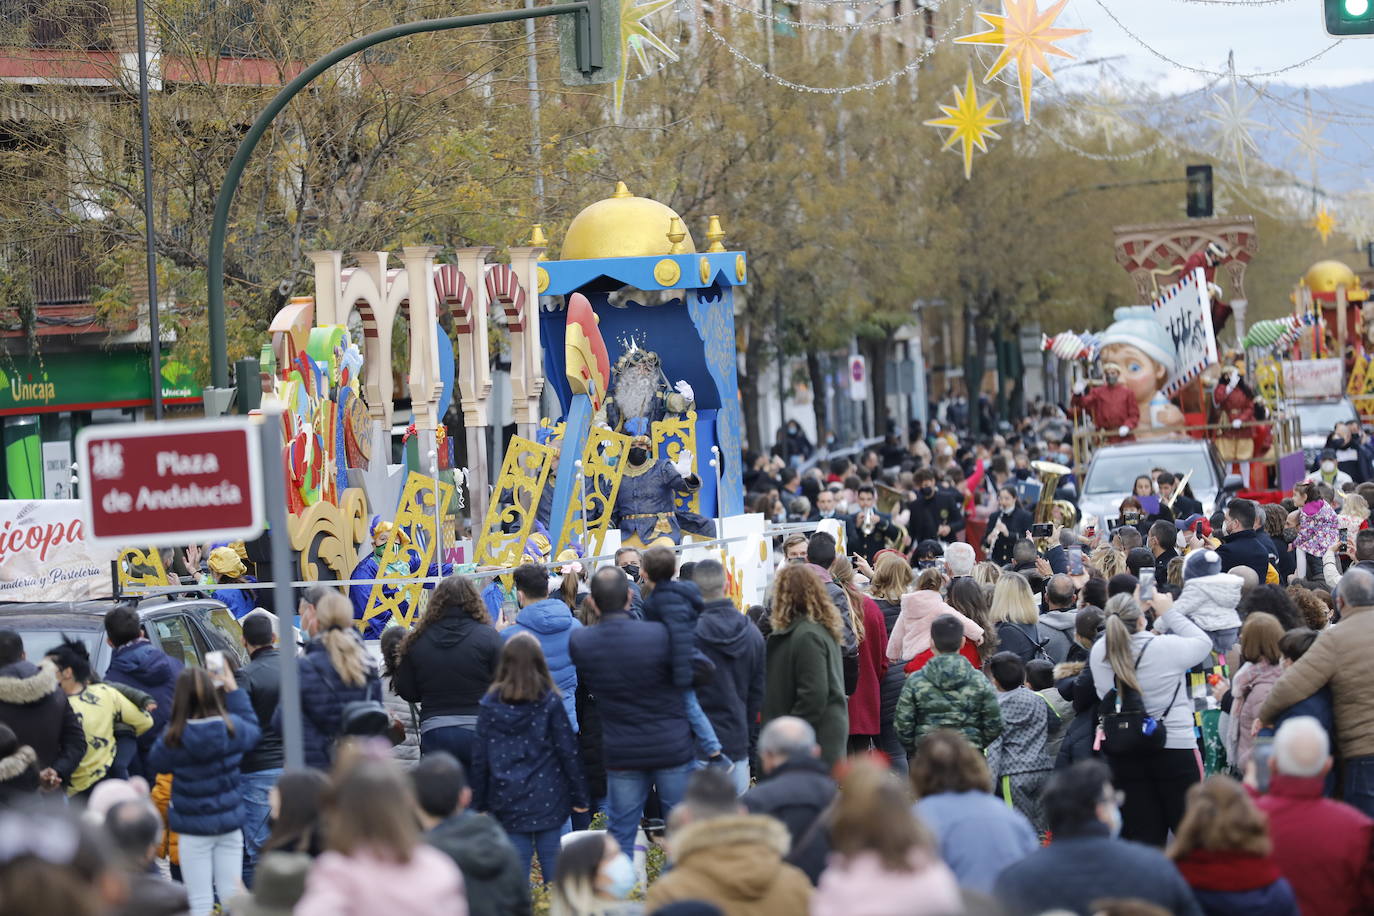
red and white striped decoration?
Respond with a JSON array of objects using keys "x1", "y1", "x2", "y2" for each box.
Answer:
[
  {"x1": 339, "y1": 267, "x2": 380, "y2": 340},
  {"x1": 485, "y1": 263, "x2": 527, "y2": 332},
  {"x1": 433, "y1": 263, "x2": 475, "y2": 332}
]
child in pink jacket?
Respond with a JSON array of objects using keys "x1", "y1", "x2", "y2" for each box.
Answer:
[{"x1": 888, "y1": 586, "x2": 984, "y2": 663}]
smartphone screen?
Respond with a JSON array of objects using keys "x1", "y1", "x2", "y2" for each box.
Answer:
[
  {"x1": 1067, "y1": 544, "x2": 1084, "y2": 576},
  {"x1": 1139, "y1": 568, "x2": 1156, "y2": 601},
  {"x1": 1031, "y1": 523, "x2": 1054, "y2": 539},
  {"x1": 205, "y1": 650, "x2": 225, "y2": 676}
]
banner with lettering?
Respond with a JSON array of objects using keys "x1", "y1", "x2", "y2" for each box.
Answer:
[{"x1": 0, "y1": 500, "x2": 118, "y2": 601}]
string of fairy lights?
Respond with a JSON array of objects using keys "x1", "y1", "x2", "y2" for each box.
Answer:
[{"x1": 602, "y1": 0, "x2": 1371, "y2": 242}]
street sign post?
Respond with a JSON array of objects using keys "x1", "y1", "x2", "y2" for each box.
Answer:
[
  {"x1": 848, "y1": 355, "x2": 868, "y2": 401},
  {"x1": 76, "y1": 418, "x2": 264, "y2": 545}
]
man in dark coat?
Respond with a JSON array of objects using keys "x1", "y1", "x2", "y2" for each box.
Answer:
[
  {"x1": 994, "y1": 760, "x2": 1202, "y2": 916},
  {"x1": 742, "y1": 716, "x2": 836, "y2": 884},
  {"x1": 804, "y1": 533, "x2": 859, "y2": 696},
  {"x1": 1215, "y1": 498, "x2": 1271, "y2": 582},
  {"x1": 691, "y1": 559, "x2": 765, "y2": 795},
  {"x1": 413, "y1": 753, "x2": 530, "y2": 916},
  {"x1": 984, "y1": 486, "x2": 1034, "y2": 566},
  {"x1": 905, "y1": 468, "x2": 965, "y2": 547},
  {"x1": 1148, "y1": 519, "x2": 1181, "y2": 587},
  {"x1": 571, "y1": 566, "x2": 694, "y2": 857},
  {"x1": 103, "y1": 606, "x2": 182, "y2": 776},
  {"x1": 105, "y1": 800, "x2": 190, "y2": 916},
  {"x1": 0, "y1": 628, "x2": 84, "y2": 793},
  {"x1": 237, "y1": 611, "x2": 284, "y2": 886}
]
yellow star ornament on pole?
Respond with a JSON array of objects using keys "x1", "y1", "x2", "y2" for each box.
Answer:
[
  {"x1": 925, "y1": 70, "x2": 1010, "y2": 180},
  {"x1": 955, "y1": 0, "x2": 1089, "y2": 124},
  {"x1": 614, "y1": 0, "x2": 679, "y2": 118},
  {"x1": 1312, "y1": 205, "x2": 1336, "y2": 245}
]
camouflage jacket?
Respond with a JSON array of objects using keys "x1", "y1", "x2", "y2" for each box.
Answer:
[{"x1": 894, "y1": 653, "x2": 1003, "y2": 754}]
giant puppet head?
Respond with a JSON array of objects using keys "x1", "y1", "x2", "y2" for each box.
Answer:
[{"x1": 1099, "y1": 306, "x2": 1185, "y2": 433}]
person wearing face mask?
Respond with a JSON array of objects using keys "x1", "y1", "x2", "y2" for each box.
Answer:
[
  {"x1": 905, "y1": 468, "x2": 964, "y2": 549},
  {"x1": 1215, "y1": 498, "x2": 1274, "y2": 584},
  {"x1": 1070, "y1": 362, "x2": 1140, "y2": 443},
  {"x1": 611, "y1": 435, "x2": 714, "y2": 548},
  {"x1": 983, "y1": 486, "x2": 1033, "y2": 566},
  {"x1": 845, "y1": 484, "x2": 901, "y2": 565},
  {"x1": 350, "y1": 517, "x2": 454, "y2": 638},
  {"x1": 993, "y1": 760, "x2": 1203, "y2": 916},
  {"x1": 550, "y1": 832, "x2": 641, "y2": 916},
  {"x1": 1306, "y1": 448, "x2": 1354, "y2": 491}
]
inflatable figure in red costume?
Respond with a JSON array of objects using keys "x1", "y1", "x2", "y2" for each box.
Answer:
[
  {"x1": 1211, "y1": 366, "x2": 1270, "y2": 485},
  {"x1": 1071, "y1": 362, "x2": 1139, "y2": 442},
  {"x1": 1181, "y1": 241, "x2": 1233, "y2": 336}
]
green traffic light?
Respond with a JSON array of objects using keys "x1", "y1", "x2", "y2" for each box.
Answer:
[{"x1": 1326, "y1": 0, "x2": 1374, "y2": 34}]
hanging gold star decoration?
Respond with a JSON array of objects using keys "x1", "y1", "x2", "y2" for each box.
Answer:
[
  {"x1": 955, "y1": 0, "x2": 1089, "y2": 124},
  {"x1": 925, "y1": 70, "x2": 1011, "y2": 179},
  {"x1": 1287, "y1": 98, "x2": 1334, "y2": 182},
  {"x1": 613, "y1": 0, "x2": 678, "y2": 118},
  {"x1": 1312, "y1": 205, "x2": 1336, "y2": 245}
]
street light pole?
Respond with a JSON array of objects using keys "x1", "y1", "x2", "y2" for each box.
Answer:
[{"x1": 135, "y1": 0, "x2": 163, "y2": 419}]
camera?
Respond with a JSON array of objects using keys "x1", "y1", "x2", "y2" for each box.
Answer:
[{"x1": 1030, "y1": 523, "x2": 1054, "y2": 539}]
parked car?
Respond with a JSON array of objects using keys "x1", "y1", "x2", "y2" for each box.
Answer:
[
  {"x1": 1295, "y1": 397, "x2": 1361, "y2": 469},
  {"x1": 1077, "y1": 439, "x2": 1227, "y2": 529},
  {"x1": 0, "y1": 598, "x2": 248, "y2": 676}
]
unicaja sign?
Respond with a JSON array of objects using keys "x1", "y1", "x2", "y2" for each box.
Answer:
[{"x1": 76, "y1": 418, "x2": 265, "y2": 546}]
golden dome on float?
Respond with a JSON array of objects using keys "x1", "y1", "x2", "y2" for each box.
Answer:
[
  {"x1": 560, "y1": 182, "x2": 697, "y2": 261},
  {"x1": 1304, "y1": 260, "x2": 1359, "y2": 295}
]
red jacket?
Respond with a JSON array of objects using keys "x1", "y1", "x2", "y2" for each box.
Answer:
[
  {"x1": 1253, "y1": 772, "x2": 1374, "y2": 916},
  {"x1": 1072, "y1": 383, "x2": 1139, "y2": 435},
  {"x1": 905, "y1": 640, "x2": 982, "y2": 675},
  {"x1": 847, "y1": 596, "x2": 889, "y2": 736}
]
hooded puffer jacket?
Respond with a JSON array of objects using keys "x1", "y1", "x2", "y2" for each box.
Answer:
[
  {"x1": 888, "y1": 591, "x2": 983, "y2": 663},
  {"x1": 427, "y1": 809, "x2": 531, "y2": 916},
  {"x1": 695, "y1": 598, "x2": 765, "y2": 760},
  {"x1": 394, "y1": 613, "x2": 501, "y2": 720},
  {"x1": 470, "y1": 689, "x2": 587, "y2": 833},
  {"x1": 1174, "y1": 573, "x2": 1244, "y2": 644},
  {"x1": 105, "y1": 639, "x2": 183, "y2": 743},
  {"x1": 644, "y1": 814, "x2": 813, "y2": 915},
  {"x1": 1037, "y1": 610, "x2": 1078, "y2": 665},
  {"x1": 502, "y1": 598, "x2": 582, "y2": 729},
  {"x1": 147, "y1": 688, "x2": 261, "y2": 836}
]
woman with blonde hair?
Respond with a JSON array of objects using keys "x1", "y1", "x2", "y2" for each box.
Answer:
[
  {"x1": 833, "y1": 556, "x2": 890, "y2": 754},
  {"x1": 868, "y1": 553, "x2": 915, "y2": 770},
  {"x1": 971, "y1": 561, "x2": 1002, "y2": 589},
  {"x1": 1168, "y1": 775, "x2": 1298, "y2": 914},
  {"x1": 988, "y1": 572, "x2": 1043, "y2": 663},
  {"x1": 278, "y1": 591, "x2": 384, "y2": 770},
  {"x1": 763, "y1": 564, "x2": 849, "y2": 765},
  {"x1": 888, "y1": 568, "x2": 983, "y2": 664},
  {"x1": 812, "y1": 758, "x2": 962, "y2": 915},
  {"x1": 1090, "y1": 546, "x2": 1128, "y2": 580},
  {"x1": 1090, "y1": 591, "x2": 1212, "y2": 846}
]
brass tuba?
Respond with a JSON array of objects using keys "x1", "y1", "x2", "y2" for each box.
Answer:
[{"x1": 1031, "y1": 461, "x2": 1073, "y2": 524}]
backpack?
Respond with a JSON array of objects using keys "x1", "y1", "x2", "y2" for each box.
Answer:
[
  {"x1": 999, "y1": 622, "x2": 1052, "y2": 664},
  {"x1": 1098, "y1": 639, "x2": 1182, "y2": 756}
]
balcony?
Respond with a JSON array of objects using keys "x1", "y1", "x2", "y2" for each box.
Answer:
[
  {"x1": 0, "y1": 232, "x2": 115, "y2": 338},
  {"x1": 0, "y1": 0, "x2": 111, "y2": 49}
]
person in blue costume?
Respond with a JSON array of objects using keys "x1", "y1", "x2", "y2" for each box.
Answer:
[
  {"x1": 208, "y1": 546, "x2": 258, "y2": 619},
  {"x1": 350, "y1": 516, "x2": 453, "y2": 639},
  {"x1": 611, "y1": 434, "x2": 715, "y2": 548}
]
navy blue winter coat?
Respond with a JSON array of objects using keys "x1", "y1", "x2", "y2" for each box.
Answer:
[
  {"x1": 471, "y1": 689, "x2": 587, "y2": 833},
  {"x1": 644, "y1": 580, "x2": 704, "y2": 690},
  {"x1": 569, "y1": 612, "x2": 693, "y2": 771},
  {"x1": 105, "y1": 639, "x2": 183, "y2": 745},
  {"x1": 147, "y1": 689, "x2": 261, "y2": 836},
  {"x1": 694, "y1": 597, "x2": 765, "y2": 760},
  {"x1": 502, "y1": 598, "x2": 582, "y2": 730},
  {"x1": 1190, "y1": 880, "x2": 1299, "y2": 916},
  {"x1": 274, "y1": 639, "x2": 382, "y2": 770}
]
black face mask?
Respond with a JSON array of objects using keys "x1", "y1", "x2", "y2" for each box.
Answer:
[
  {"x1": 920, "y1": 486, "x2": 935, "y2": 498},
  {"x1": 621, "y1": 563, "x2": 640, "y2": 581},
  {"x1": 628, "y1": 447, "x2": 648, "y2": 464}
]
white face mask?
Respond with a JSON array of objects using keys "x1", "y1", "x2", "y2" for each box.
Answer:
[
  {"x1": 1322, "y1": 461, "x2": 1337, "y2": 473},
  {"x1": 603, "y1": 852, "x2": 637, "y2": 899},
  {"x1": 1102, "y1": 802, "x2": 1123, "y2": 838}
]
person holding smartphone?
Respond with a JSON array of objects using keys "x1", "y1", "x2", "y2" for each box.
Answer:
[{"x1": 149, "y1": 661, "x2": 261, "y2": 916}]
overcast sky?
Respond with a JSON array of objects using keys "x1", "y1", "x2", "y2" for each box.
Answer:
[{"x1": 1054, "y1": 1, "x2": 1374, "y2": 93}]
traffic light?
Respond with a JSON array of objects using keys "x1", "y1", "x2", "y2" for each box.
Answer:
[
  {"x1": 1325, "y1": 0, "x2": 1374, "y2": 36},
  {"x1": 1186, "y1": 165, "x2": 1213, "y2": 219}
]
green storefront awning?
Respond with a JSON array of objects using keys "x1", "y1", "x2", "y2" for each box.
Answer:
[{"x1": 0, "y1": 350, "x2": 201, "y2": 415}]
